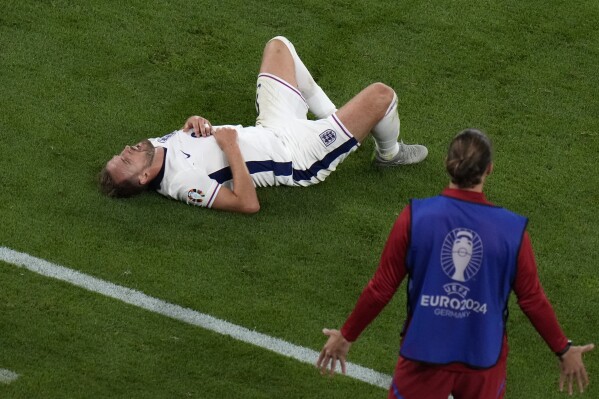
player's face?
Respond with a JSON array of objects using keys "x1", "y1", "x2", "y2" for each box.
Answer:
[{"x1": 105, "y1": 140, "x2": 156, "y2": 185}]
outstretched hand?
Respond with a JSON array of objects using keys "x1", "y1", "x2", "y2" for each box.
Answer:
[
  {"x1": 316, "y1": 328, "x2": 352, "y2": 377},
  {"x1": 182, "y1": 115, "x2": 213, "y2": 137},
  {"x1": 559, "y1": 343, "x2": 594, "y2": 395}
]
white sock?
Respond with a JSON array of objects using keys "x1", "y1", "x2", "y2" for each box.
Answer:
[
  {"x1": 270, "y1": 36, "x2": 337, "y2": 119},
  {"x1": 372, "y1": 91, "x2": 400, "y2": 158}
]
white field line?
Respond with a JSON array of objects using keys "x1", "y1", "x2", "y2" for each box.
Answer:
[
  {"x1": 0, "y1": 247, "x2": 392, "y2": 390},
  {"x1": 0, "y1": 369, "x2": 19, "y2": 384}
]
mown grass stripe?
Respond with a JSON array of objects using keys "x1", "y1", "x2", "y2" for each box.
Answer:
[{"x1": 0, "y1": 247, "x2": 392, "y2": 390}]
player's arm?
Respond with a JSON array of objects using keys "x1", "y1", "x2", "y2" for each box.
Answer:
[
  {"x1": 514, "y1": 232, "x2": 569, "y2": 352},
  {"x1": 514, "y1": 232, "x2": 594, "y2": 394},
  {"x1": 317, "y1": 207, "x2": 410, "y2": 376},
  {"x1": 211, "y1": 127, "x2": 260, "y2": 214},
  {"x1": 181, "y1": 115, "x2": 214, "y2": 137}
]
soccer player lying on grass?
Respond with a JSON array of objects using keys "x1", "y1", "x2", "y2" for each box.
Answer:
[
  {"x1": 99, "y1": 36, "x2": 428, "y2": 213},
  {"x1": 317, "y1": 129, "x2": 594, "y2": 398}
]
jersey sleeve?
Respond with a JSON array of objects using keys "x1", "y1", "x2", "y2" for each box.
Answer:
[
  {"x1": 340, "y1": 205, "x2": 411, "y2": 342},
  {"x1": 513, "y1": 232, "x2": 569, "y2": 353},
  {"x1": 166, "y1": 170, "x2": 222, "y2": 208}
]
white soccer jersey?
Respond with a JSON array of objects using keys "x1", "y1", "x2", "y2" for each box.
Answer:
[{"x1": 149, "y1": 126, "x2": 294, "y2": 208}]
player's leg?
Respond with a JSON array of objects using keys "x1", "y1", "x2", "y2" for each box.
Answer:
[
  {"x1": 255, "y1": 39, "x2": 309, "y2": 127},
  {"x1": 259, "y1": 38, "x2": 298, "y2": 87},
  {"x1": 336, "y1": 82, "x2": 427, "y2": 165},
  {"x1": 260, "y1": 36, "x2": 336, "y2": 119},
  {"x1": 335, "y1": 82, "x2": 394, "y2": 144}
]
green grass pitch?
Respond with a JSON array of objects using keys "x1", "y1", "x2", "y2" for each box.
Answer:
[{"x1": 1, "y1": 0, "x2": 598, "y2": 397}]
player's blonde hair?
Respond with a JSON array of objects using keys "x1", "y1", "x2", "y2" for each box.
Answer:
[{"x1": 98, "y1": 166, "x2": 146, "y2": 198}]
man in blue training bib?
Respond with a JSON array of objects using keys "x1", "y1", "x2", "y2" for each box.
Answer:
[{"x1": 318, "y1": 129, "x2": 594, "y2": 398}]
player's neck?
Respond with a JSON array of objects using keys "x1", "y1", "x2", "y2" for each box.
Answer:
[{"x1": 449, "y1": 182, "x2": 484, "y2": 193}]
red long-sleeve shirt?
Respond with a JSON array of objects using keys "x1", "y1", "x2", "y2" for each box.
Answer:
[{"x1": 341, "y1": 188, "x2": 568, "y2": 369}]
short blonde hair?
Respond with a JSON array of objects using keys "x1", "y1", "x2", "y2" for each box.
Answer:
[{"x1": 98, "y1": 166, "x2": 146, "y2": 198}]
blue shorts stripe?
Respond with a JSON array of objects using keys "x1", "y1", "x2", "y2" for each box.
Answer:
[
  {"x1": 292, "y1": 137, "x2": 358, "y2": 182},
  {"x1": 496, "y1": 378, "x2": 506, "y2": 398},
  {"x1": 391, "y1": 381, "x2": 405, "y2": 399},
  {"x1": 208, "y1": 137, "x2": 357, "y2": 185}
]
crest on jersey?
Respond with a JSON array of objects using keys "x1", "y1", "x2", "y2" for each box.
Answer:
[
  {"x1": 440, "y1": 228, "x2": 483, "y2": 282},
  {"x1": 319, "y1": 129, "x2": 337, "y2": 147},
  {"x1": 187, "y1": 189, "x2": 205, "y2": 205}
]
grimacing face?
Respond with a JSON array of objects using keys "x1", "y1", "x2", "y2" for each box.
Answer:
[{"x1": 105, "y1": 139, "x2": 156, "y2": 186}]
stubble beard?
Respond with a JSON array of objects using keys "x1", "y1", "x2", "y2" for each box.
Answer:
[{"x1": 140, "y1": 139, "x2": 156, "y2": 168}]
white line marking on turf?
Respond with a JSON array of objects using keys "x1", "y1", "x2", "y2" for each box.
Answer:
[
  {"x1": 0, "y1": 247, "x2": 392, "y2": 390},
  {"x1": 0, "y1": 369, "x2": 19, "y2": 384}
]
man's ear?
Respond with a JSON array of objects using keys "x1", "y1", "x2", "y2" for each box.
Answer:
[
  {"x1": 138, "y1": 170, "x2": 151, "y2": 186},
  {"x1": 486, "y1": 162, "x2": 494, "y2": 176}
]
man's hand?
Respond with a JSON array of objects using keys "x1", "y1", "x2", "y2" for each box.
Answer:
[
  {"x1": 213, "y1": 127, "x2": 238, "y2": 151},
  {"x1": 559, "y1": 343, "x2": 594, "y2": 395},
  {"x1": 181, "y1": 115, "x2": 213, "y2": 137},
  {"x1": 316, "y1": 328, "x2": 352, "y2": 377}
]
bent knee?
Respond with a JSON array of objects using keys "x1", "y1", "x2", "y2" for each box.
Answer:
[
  {"x1": 265, "y1": 36, "x2": 291, "y2": 53},
  {"x1": 260, "y1": 37, "x2": 296, "y2": 82},
  {"x1": 367, "y1": 82, "x2": 395, "y2": 101},
  {"x1": 268, "y1": 35, "x2": 290, "y2": 45},
  {"x1": 366, "y1": 82, "x2": 396, "y2": 113}
]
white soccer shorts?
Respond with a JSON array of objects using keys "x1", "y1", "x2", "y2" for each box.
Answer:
[{"x1": 255, "y1": 73, "x2": 359, "y2": 186}]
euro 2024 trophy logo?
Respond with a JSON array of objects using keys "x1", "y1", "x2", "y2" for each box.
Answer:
[{"x1": 440, "y1": 228, "x2": 483, "y2": 298}]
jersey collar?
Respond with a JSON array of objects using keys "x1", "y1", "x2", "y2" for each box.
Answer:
[
  {"x1": 441, "y1": 187, "x2": 492, "y2": 205},
  {"x1": 148, "y1": 148, "x2": 167, "y2": 191}
]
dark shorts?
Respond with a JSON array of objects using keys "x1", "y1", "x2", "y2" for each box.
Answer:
[{"x1": 388, "y1": 356, "x2": 507, "y2": 399}]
